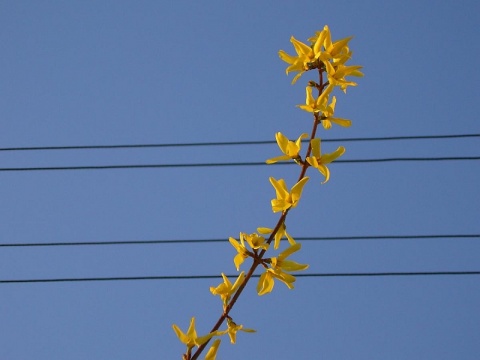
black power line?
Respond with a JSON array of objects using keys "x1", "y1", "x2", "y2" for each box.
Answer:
[
  {"x1": 1, "y1": 133, "x2": 479, "y2": 152},
  {"x1": 1, "y1": 156, "x2": 479, "y2": 173},
  {"x1": 1, "y1": 234, "x2": 478, "y2": 248},
  {"x1": 1, "y1": 271, "x2": 479, "y2": 284}
]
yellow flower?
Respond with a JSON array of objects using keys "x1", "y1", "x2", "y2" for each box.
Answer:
[
  {"x1": 172, "y1": 317, "x2": 218, "y2": 351},
  {"x1": 224, "y1": 318, "x2": 255, "y2": 344},
  {"x1": 310, "y1": 25, "x2": 353, "y2": 65},
  {"x1": 229, "y1": 232, "x2": 270, "y2": 270},
  {"x1": 306, "y1": 138, "x2": 345, "y2": 183},
  {"x1": 210, "y1": 272, "x2": 245, "y2": 307},
  {"x1": 269, "y1": 176, "x2": 309, "y2": 213},
  {"x1": 321, "y1": 96, "x2": 352, "y2": 129},
  {"x1": 257, "y1": 244, "x2": 309, "y2": 296},
  {"x1": 297, "y1": 85, "x2": 334, "y2": 113},
  {"x1": 278, "y1": 49, "x2": 305, "y2": 84},
  {"x1": 278, "y1": 36, "x2": 315, "y2": 84},
  {"x1": 256, "y1": 270, "x2": 275, "y2": 295},
  {"x1": 228, "y1": 236, "x2": 249, "y2": 271},
  {"x1": 279, "y1": 26, "x2": 362, "y2": 86},
  {"x1": 274, "y1": 243, "x2": 309, "y2": 272},
  {"x1": 257, "y1": 223, "x2": 295, "y2": 250},
  {"x1": 205, "y1": 339, "x2": 221, "y2": 360},
  {"x1": 266, "y1": 132, "x2": 308, "y2": 164},
  {"x1": 325, "y1": 61, "x2": 363, "y2": 92},
  {"x1": 241, "y1": 232, "x2": 269, "y2": 250}
]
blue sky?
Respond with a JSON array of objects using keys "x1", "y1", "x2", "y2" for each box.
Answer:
[{"x1": 1, "y1": 1, "x2": 479, "y2": 359}]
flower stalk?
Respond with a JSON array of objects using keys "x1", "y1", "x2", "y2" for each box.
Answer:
[{"x1": 174, "y1": 25, "x2": 363, "y2": 359}]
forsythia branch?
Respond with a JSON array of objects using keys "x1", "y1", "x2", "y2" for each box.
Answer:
[{"x1": 173, "y1": 24, "x2": 363, "y2": 360}]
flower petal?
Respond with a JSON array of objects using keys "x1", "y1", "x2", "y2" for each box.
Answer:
[
  {"x1": 257, "y1": 272, "x2": 275, "y2": 296},
  {"x1": 322, "y1": 146, "x2": 346, "y2": 164},
  {"x1": 205, "y1": 339, "x2": 221, "y2": 360},
  {"x1": 281, "y1": 259, "x2": 309, "y2": 272},
  {"x1": 290, "y1": 177, "x2": 309, "y2": 206},
  {"x1": 310, "y1": 138, "x2": 321, "y2": 158},
  {"x1": 172, "y1": 324, "x2": 190, "y2": 345},
  {"x1": 269, "y1": 177, "x2": 288, "y2": 199},
  {"x1": 266, "y1": 155, "x2": 291, "y2": 164},
  {"x1": 278, "y1": 243, "x2": 302, "y2": 260},
  {"x1": 233, "y1": 253, "x2": 245, "y2": 271},
  {"x1": 231, "y1": 272, "x2": 245, "y2": 292},
  {"x1": 275, "y1": 132, "x2": 289, "y2": 153},
  {"x1": 329, "y1": 117, "x2": 352, "y2": 127}
]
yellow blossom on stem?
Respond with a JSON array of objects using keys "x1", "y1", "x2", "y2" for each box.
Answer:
[
  {"x1": 204, "y1": 339, "x2": 221, "y2": 360},
  {"x1": 172, "y1": 317, "x2": 219, "y2": 353},
  {"x1": 256, "y1": 270, "x2": 275, "y2": 295},
  {"x1": 174, "y1": 26, "x2": 362, "y2": 360},
  {"x1": 257, "y1": 223, "x2": 295, "y2": 250},
  {"x1": 257, "y1": 243, "x2": 309, "y2": 296},
  {"x1": 228, "y1": 236, "x2": 250, "y2": 271},
  {"x1": 257, "y1": 268, "x2": 296, "y2": 296},
  {"x1": 310, "y1": 25, "x2": 353, "y2": 65},
  {"x1": 210, "y1": 272, "x2": 245, "y2": 308},
  {"x1": 266, "y1": 132, "x2": 308, "y2": 164},
  {"x1": 228, "y1": 232, "x2": 270, "y2": 270},
  {"x1": 297, "y1": 84, "x2": 334, "y2": 114},
  {"x1": 269, "y1": 176, "x2": 309, "y2": 213},
  {"x1": 278, "y1": 36, "x2": 316, "y2": 84},
  {"x1": 325, "y1": 61, "x2": 363, "y2": 92},
  {"x1": 223, "y1": 318, "x2": 255, "y2": 344},
  {"x1": 321, "y1": 96, "x2": 351, "y2": 129},
  {"x1": 279, "y1": 25, "x2": 357, "y2": 86},
  {"x1": 241, "y1": 232, "x2": 269, "y2": 251},
  {"x1": 306, "y1": 138, "x2": 345, "y2": 183},
  {"x1": 274, "y1": 243, "x2": 309, "y2": 272},
  {"x1": 278, "y1": 49, "x2": 305, "y2": 84}
]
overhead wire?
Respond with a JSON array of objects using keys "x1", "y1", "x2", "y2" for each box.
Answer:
[
  {"x1": 2, "y1": 133, "x2": 478, "y2": 172},
  {"x1": 2, "y1": 134, "x2": 478, "y2": 284},
  {"x1": 1, "y1": 271, "x2": 480, "y2": 284},
  {"x1": 1, "y1": 234, "x2": 479, "y2": 248},
  {"x1": 1, "y1": 156, "x2": 479, "y2": 173},
  {"x1": 1, "y1": 133, "x2": 479, "y2": 152}
]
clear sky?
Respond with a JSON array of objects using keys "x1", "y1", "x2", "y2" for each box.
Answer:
[{"x1": 1, "y1": 1, "x2": 479, "y2": 359}]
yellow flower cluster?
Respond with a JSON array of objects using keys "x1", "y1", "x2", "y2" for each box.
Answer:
[
  {"x1": 258, "y1": 223, "x2": 295, "y2": 250},
  {"x1": 266, "y1": 132, "x2": 308, "y2": 164},
  {"x1": 257, "y1": 243, "x2": 309, "y2": 295},
  {"x1": 279, "y1": 25, "x2": 363, "y2": 88},
  {"x1": 209, "y1": 272, "x2": 245, "y2": 308},
  {"x1": 172, "y1": 318, "x2": 223, "y2": 360},
  {"x1": 172, "y1": 316, "x2": 255, "y2": 359},
  {"x1": 227, "y1": 228, "x2": 307, "y2": 296},
  {"x1": 271, "y1": 25, "x2": 364, "y2": 184},
  {"x1": 173, "y1": 26, "x2": 362, "y2": 360}
]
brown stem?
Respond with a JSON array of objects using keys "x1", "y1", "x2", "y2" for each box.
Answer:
[
  {"x1": 189, "y1": 68, "x2": 325, "y2": 360},
  {"x1": 191, "y1": 212, "x2": 287, "y2": 360}
]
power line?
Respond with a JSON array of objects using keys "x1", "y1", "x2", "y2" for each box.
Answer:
[
  {"x1": 1, "y1": 271, "x2": 479, "y2": 284},
  {"x1": 2, "y1": 234, "x2": 478, "y2": 248},
  {"x1": 1, "y1": 156, "x2": 479, "y2": 173},
  {"x1": 1, "y1": 133, "x2": 479, "y2": 152}
]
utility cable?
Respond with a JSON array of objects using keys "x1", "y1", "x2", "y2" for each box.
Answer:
[
  {"x1": 1, "y1": 271, "x2": 479, "y2": 284},
  {"x1": 1, "y1": 156, "x2": 479, "y2": 173},
  {"x1": 1, "y1": 133, "x2": 479, "y2": 152},
  {"x1": 1, "y1": 234, "x2": 478, "y2": 248}
]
